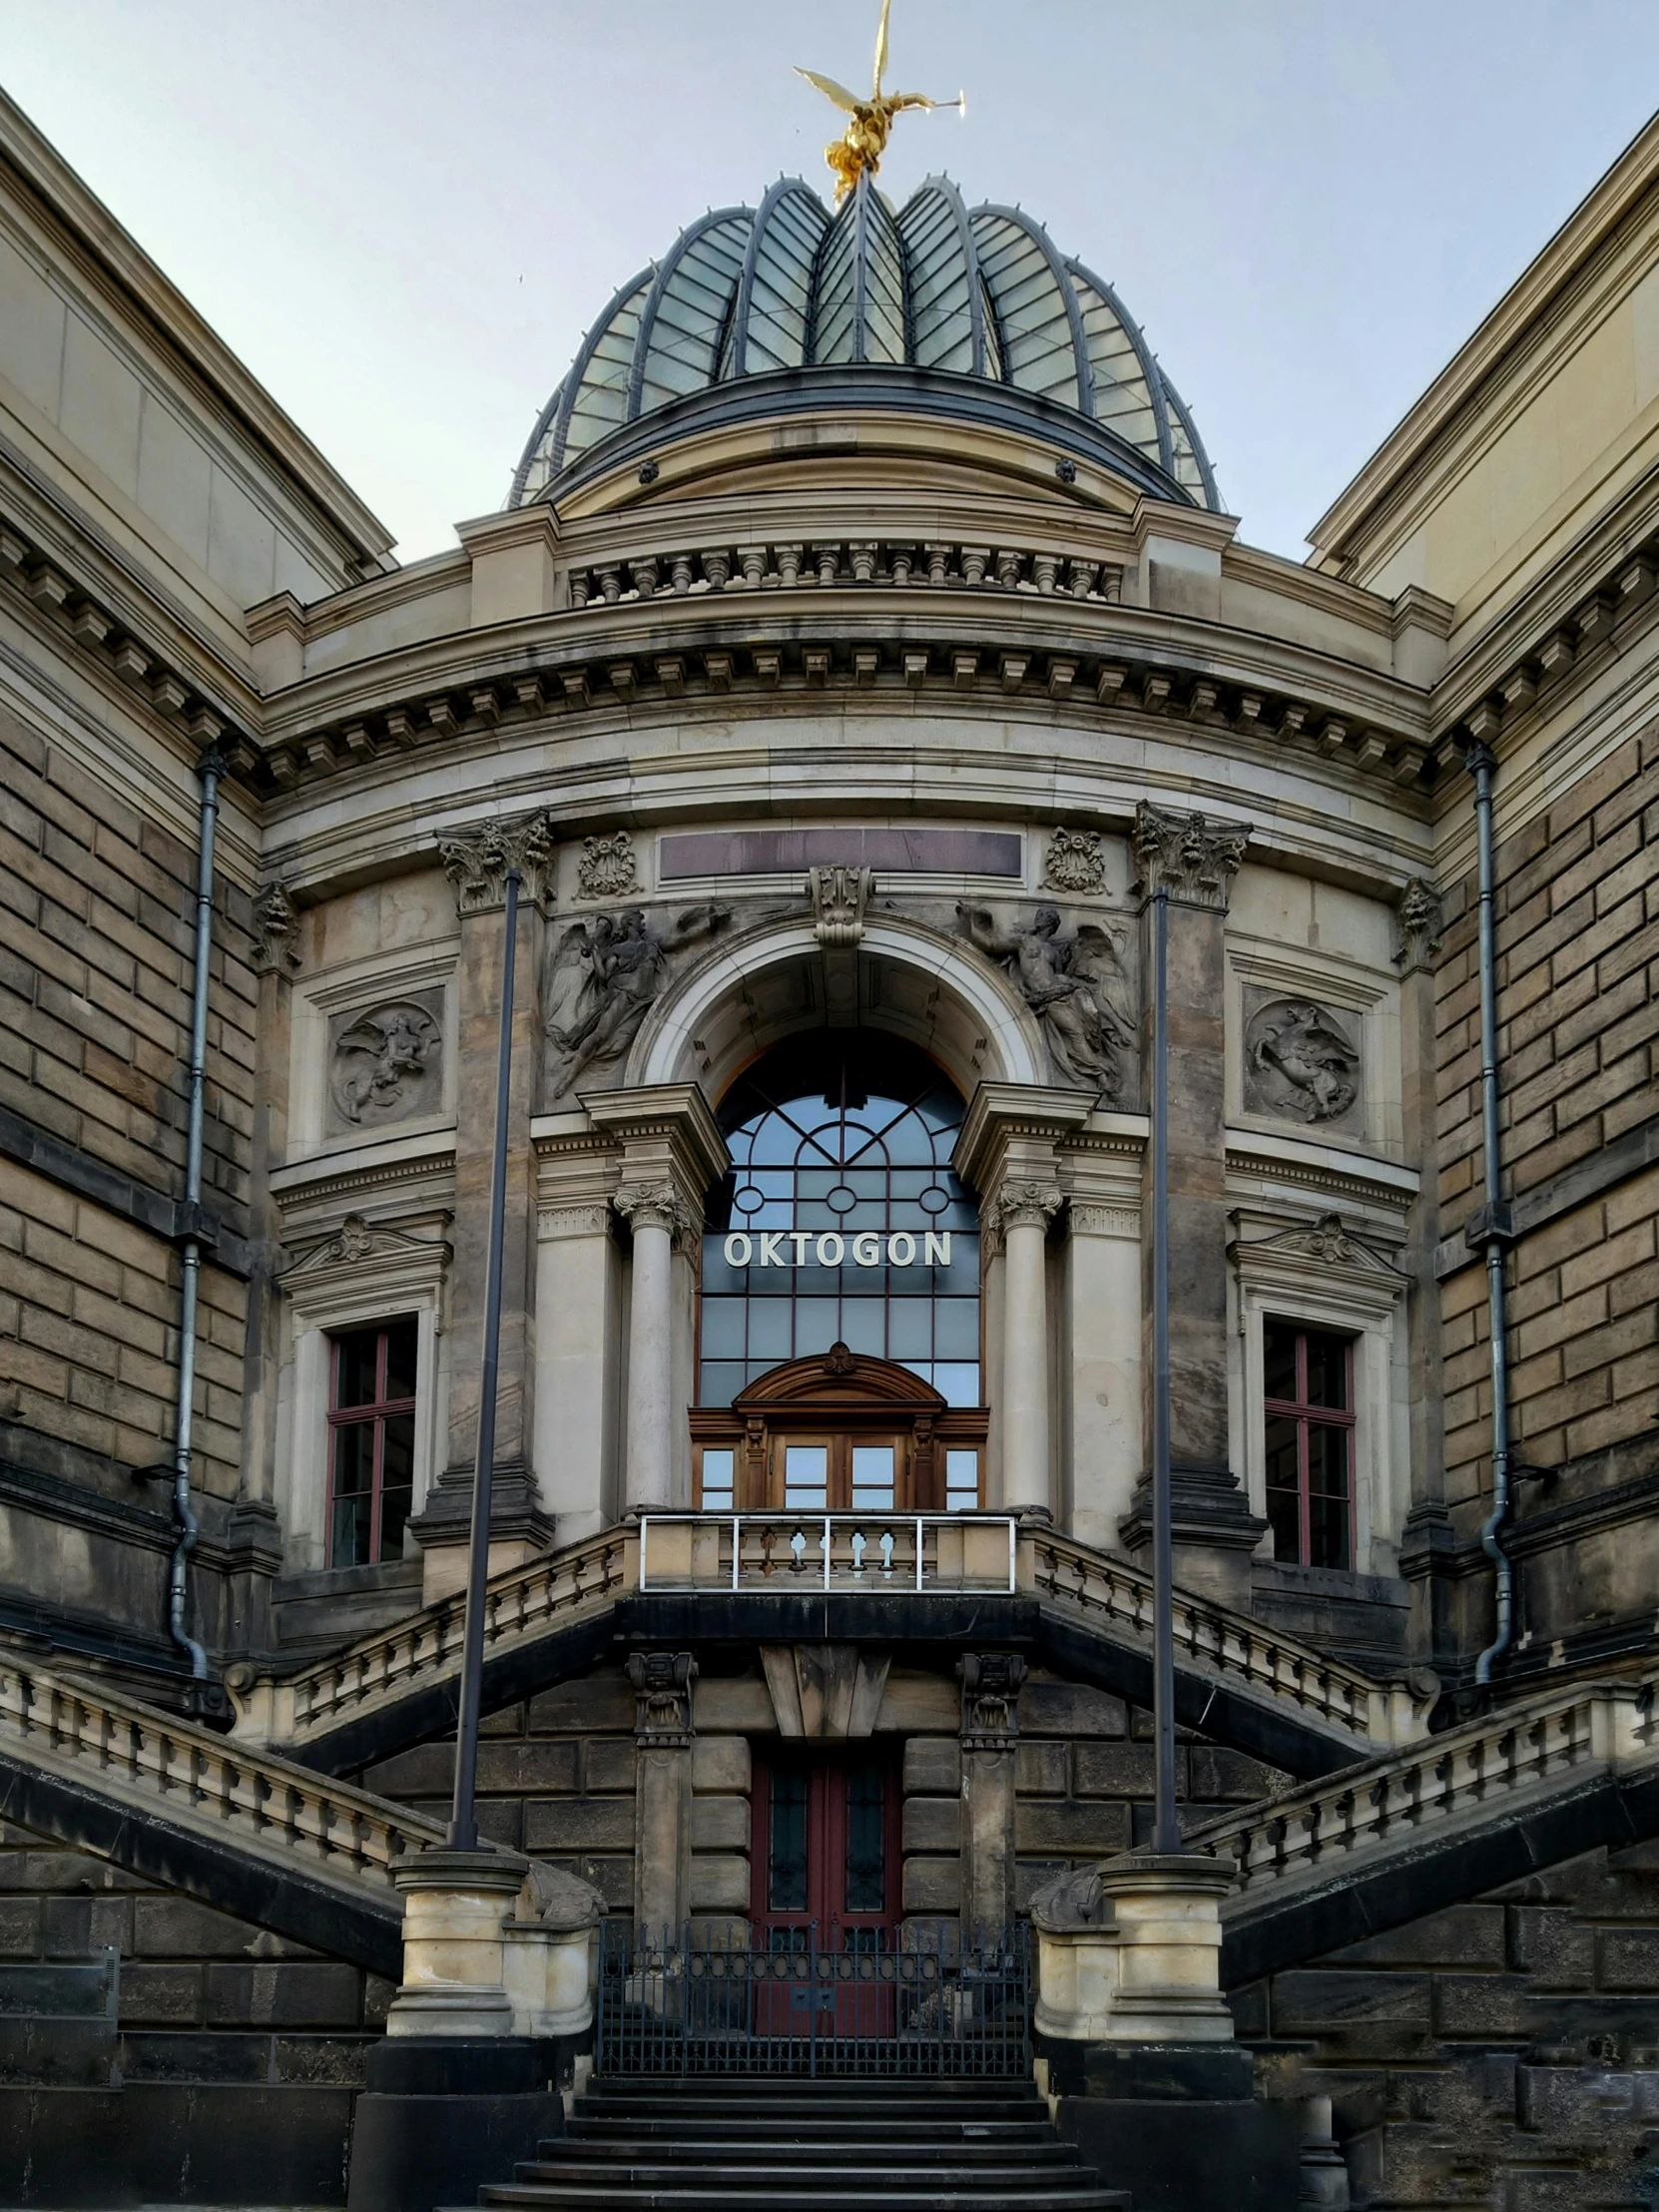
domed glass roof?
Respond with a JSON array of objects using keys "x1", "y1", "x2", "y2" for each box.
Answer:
[{"x1": 508, "y1": 174, "x2": 1220, "y2": 511}]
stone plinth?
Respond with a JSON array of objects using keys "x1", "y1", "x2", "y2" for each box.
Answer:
[{"x1": 385, "y1": 1849, "x2": 526, "y2": 2038}]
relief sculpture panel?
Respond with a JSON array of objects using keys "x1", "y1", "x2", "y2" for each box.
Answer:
[
  {"x1": 326, "y1": 993, "x2": 444, "y2": 1133},
  {"x1": 544, "y1": 904, "x2": 731, "y2": 1101},
  {"x1": 956, "y1": 901, "x2": 1136, "y2": 1103},
  {"x1": 1242, "y1": 993, "x2": 1361, "y2": 1127}
]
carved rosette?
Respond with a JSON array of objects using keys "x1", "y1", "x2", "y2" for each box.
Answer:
[
  {"x1": 252, "y1": 881, "x2": 300, "y2": 976},
  {"x1": 1394, "y1": 877, "x2": 1444, "y2": 973},
  {"x1": 1041, "y1": 828, "x2": 1106, "y2": 896},
  {"x1": 578, "y1": 830, "x2": 638, "y2": 900},
  {"x1": 957, "y1": 1653, "x2": 1027, "y2": 1753},
  {"x1": 628, "y1": 1651, "x2": 697, "y2": 1746},
  {"x1": 614, "y1": 1181, "x2": 700, "y2": 1258},
  {"x1": 438, "y1": 809, "x2": 554, "y2": 915},
  {"x1": 1131, "y1": 801, "x2": 1250, "y2": 910}
]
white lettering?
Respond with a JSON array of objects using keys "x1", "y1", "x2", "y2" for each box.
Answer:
[
  {"x1": 887, "y1": 1232, "x2": 916, "y2": 1266},
  {"x1": 789, "y1": 1232, "x2": 812, "y2": 1266},
  {"x1": 816, "y1": 1233, "x2": 844, "y2": 1267},
  {"x1": 723, "y1": 1233, "x2": 753, "y2": 1268},
  {"x1": 924, "y1": 1232, "x2": 951, "y2": 1266},
  {"x1": 851, "y1": 1233, "x2": 881, "y2": 1267},
  {"x1": 759, "y1": 1233, "x2": 786, "y2": 1266}
]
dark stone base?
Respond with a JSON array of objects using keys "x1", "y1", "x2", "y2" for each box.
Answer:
[
  {"x1": 345, "y1": 2038, "x2": 569, "y2": 2212},
  {"x1": 1054, "y1": 2092, "x2": 1300, "y2": 2212},
  {"x1": 0, "y1": 2082, "x2": 354, "y2": 2206},
  {"x1": 1035, "y1": 2032, "x2": 1255, "y2": 2102}
]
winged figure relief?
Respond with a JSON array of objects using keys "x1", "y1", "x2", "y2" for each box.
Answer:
[
  {"x1": 796, "y1": 0, "x2": 963, "y2": 199},
  {"x1": 544, "y1": 905, "x2": 731, "y2": 1101},
  {"x1": 957, "y1": 903, "x2": 1134, "y2": 1103}
]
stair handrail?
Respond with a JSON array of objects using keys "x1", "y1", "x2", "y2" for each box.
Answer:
[
  {"x1": 1025, "y1": 1528, "x2": 1432, "y2": 1749},
  {"x1": 0, "y1": 1655, "x2": 443, "y2": 1897},
  {"x1": 228, "y1": 1525, "x2": 633, "y2": 1748},
  {"x1": 1183, "y1": 1670, "x2": 1659, "y2": 1907}
]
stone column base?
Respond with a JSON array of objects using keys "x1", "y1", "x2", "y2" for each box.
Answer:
[
  {"x1": 1038, "y1": 2044, "x2": 1300, "y2": 2212},
  {"x1": 345, "y1": 2038, "x2": 567, "y2": 2212}
]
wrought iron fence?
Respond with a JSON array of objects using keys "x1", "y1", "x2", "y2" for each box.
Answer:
[{"x1": 597, "y1": 1919, "x2": 1029, "y2": 2077}]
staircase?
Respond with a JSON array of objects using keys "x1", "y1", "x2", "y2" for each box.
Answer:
[{"x1": 467, "y1": 2076, "x2": 1128, "y2": 2211}]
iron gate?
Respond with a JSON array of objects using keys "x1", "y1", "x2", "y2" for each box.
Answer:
[{"x1": 596, "y1": 1918, "x2": 1029, "y2": 2076}]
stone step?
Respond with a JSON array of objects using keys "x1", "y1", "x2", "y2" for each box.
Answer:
[
  {"x1": 514, "y1": 2161, "x2": 1095, "y2": 2192},
  {"x1": 547, "y1": 2139, "x2": 1077, "y2": 2166},
  {"x1": 472, "y1": 2188, "x2": 1129, "y2": 2212},
  {"x1": 568, "y1": 2117, "x2": 1057, "y2": 2145}
]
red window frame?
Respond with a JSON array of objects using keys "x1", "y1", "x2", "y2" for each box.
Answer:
[
  {"x1": 1262, "y1": 1322, "x2": 1357, "y2": 1571},
  {"x1": 325, "y1": 1321, "x2": 417, "y2": 1568}
]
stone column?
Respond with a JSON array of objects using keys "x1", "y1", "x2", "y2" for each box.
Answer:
[
  {"x1": 1120, "y1": 805, "x2": 1265, "y2": 1609},
  {"x1": 954, "y1": 1086, "x2": 1092, "y2": 1519},
  {"x1": 533, "y1": 1136, "x2": 625, "y2": 1544},
  {"x1": 957, "y1": 1653, "x2": 1026, "y2": 1942},
  {"x1": 585, "y1": 1086, "x2": 729, "y2": 1517},
  {"x1": 629, "y1": 1651, "x2": 697, "y2": 1939},
  {"x1": 1393, "y1": 878, "x2": 1454, "y2": 1674},
  {"x1": 411, "y1": 814, "x2": 555, "y2": 1596}
]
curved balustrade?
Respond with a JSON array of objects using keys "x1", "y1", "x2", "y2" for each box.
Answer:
[
  {"x1": 638, "y1": 1513, "x2": 1019, "y2": 1594},
  {"x1": 566, "y1": 536, "x2": 1124, "y2": 610}
]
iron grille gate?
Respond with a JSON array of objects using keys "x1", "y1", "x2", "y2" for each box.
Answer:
[{"x1": 597, "y1": 1919, "x2": 1030, "y2": 2077}]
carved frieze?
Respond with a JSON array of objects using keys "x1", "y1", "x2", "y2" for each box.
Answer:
[
  {"x1": 438, "y1": 809, "x2": 554, "y2": 915},
  {"x1": 1041, "y1": 828, "x2": 1106, "y2": 896},
  {"x1": 1131, "y1": 801, "x2": 1250, "y2": 910},
  {"x1": 1243, "y1": 995, "x2": 1361, "y2": 1127},
  {"x1": 577, "y1": 830, "x2": 638, "y2": 901},
  {"x1": 251, "y1": 881, "x2": 300, "y2": 976},
  {"x1": 326, "y1": 994, "x2": 443, "y2": 1132},
  {"x1": 544, "y1": 904, "x2": 731, "y2": 1101},
  {"x1": 957, "y1": 901, "x2": 1135, "y2": 1101}
]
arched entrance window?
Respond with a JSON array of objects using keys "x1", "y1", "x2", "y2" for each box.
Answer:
[{"x1": 695, "y1": 1036, "x2": 984, "y2": 1511}]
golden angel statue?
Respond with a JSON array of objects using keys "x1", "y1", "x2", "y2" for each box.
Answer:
[{"x1": 796, "y1": 0, "x2": 964, "y2": 201}]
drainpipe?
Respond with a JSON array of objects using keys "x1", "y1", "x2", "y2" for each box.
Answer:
[
  {"x1": 167, "y1": 747, "x2": 225, "y2": 1683},
  {"x1": 1466, "y1": 740, "x2": 1513, "y2": 1687}
]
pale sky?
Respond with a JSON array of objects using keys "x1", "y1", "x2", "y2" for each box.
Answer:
[{"x1": 2, "y1": 1, "x2": 1657, "y2": 567}]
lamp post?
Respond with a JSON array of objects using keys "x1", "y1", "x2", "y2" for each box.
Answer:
[
  {"x1": 1149, "y1": 876, "x2": 1180, "y2": 1856},
  {"x1": 448, "y1": 861, "x2": 520, "y2": 1853}
]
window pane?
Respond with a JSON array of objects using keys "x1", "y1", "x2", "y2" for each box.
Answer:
[
  {"x1": 838, "y1": 1300, "x2": 885, "y2": 1357},
  {"x1": 1264, "y1": 1413, "x2": 1301, "y2": 1565},
  {"x1": 886, "y1": 1302, "x2": 930, "y2": 1360},
  {"x1": 384, "y1": 1319, "x2": 418, "y2": 1402},
  {"x1": 850, "y1": 1445, "x2": 895, "y2": 1509},
  {"x1": 333, "y1": 1330, "x2": 381, "y2": 1410},
  {"x1": 933, "y1": 1363, "x2": 980, "y2": 1407},
  {"x1": 844, "y1": 1762, "x2": 885, "y2": 1913},
  {"x1": 783, "y1": 1444, "x2": 829, "y2": 1508},
  {"x1": 379, "y1": 1483, "x2": 412, "y2": 1560},
  {"x1": 769, "y1": 1770, "x2": 808, "y2": 1912},
  {"x1": 747, "y1": 1302, "x2": 792, "y2": 1361},
  {"x1": 1263, "y1": 1322, "x2": 1298, "y2": 1404},
  {"x1": 330, "y1": 1490, "x2": 372, "y2": 1569},
  {"x1": 331, "y1": 1421, "x2": 375, "y2": 1495},
  {"x1": 1308, "y1": 1424, "x2": 1352, "y2": 1570},
  {"x1": 945, "y1": 1447, "x2": 979, "y2": 1510},
  {"x1": 933, "y1": 1299, "x2": 979, "y2": 1360},
  {"x1": 1305, "y1": 1332, "x2": 1350, "y2": 1410},
  {"x1": 700, "y1": 1300, "x2": 747, "y2": 1359},
  {"x1": 700, "y1": 1447, "x2": 736, "y2": 1509}
]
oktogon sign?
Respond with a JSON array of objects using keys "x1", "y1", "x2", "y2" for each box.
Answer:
[{"x1": 721, "y1": 1231, "x2": 953, "y2": 1269}]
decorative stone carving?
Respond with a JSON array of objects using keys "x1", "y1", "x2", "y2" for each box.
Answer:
[
  {"x1": 251, "y1": 881, "x2": 300, "y2": 976},
  {"x1": 1029, "y1": 1864, "x2": 1106, "y2": 1931},
  {"x1": 1233, "y1": 1211, "x2": 1403, "y2": 1277},
  {"x1": 1244, "y1": 998, "x2": 1361, "y2": 1125},
  {"x1": 1042, "y1": 828, "x2": 1106, "y2": 895},
  {"x1": 627, "y1": 1650, "x2": 697, "y2": 1745},
  {"x1": 613, "y1": 1180, "x2": 699, "y2": 1258},
  {"x1": 987, "y1": 1180, "x2": 1064, "y2": 1239},
  {"x1": 279, "y1": 1212, "x2": 449, "y2": 1282},
  {"x1": 958, "y1": 1653, "x2": 1027, "y2": 1751},
  {"x1": 577, "y1": 830, "x2": 638, "y2": 900},
  {"x1": 327, "y1": 997, "x2": 442, "y2": 1129},
  {"x1": 1131, "y1": 801, "x2": 1250, "y2": 910},
  {"x1": 438, "y1": 809, "x2": 554, "y2": 914},
  {"x1": 956, "y1": 903, "x2": 1134, "y2": 1100},
  {"x1": 544, "y1": 904, "x2": 731, "y2": 1100},
  {"x1": 1394, "y1": 876, "x2": 1444, "y2": 972},
  {"x1": 809, "y1": 863, "x2": 872, "y2": 947}
]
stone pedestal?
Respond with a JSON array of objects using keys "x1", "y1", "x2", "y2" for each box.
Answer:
[
  {"x1": 385, "y1": 1850, "x2": 526, "y2": 2038},
  {"x1": 1120, "y1": 805, "x2": 1266, "y2": 1609}
]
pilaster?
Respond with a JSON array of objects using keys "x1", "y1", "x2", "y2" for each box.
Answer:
[
  {"x1": 1120, "y1": 805, "x2": 1266, "y2": 1608},
  {"x1": 956, "y1": 1653, "x2": 1026, "y2": 1939},
  {"x1": 629, "y1": 1651, "x2": 698, "y2": 1938}
]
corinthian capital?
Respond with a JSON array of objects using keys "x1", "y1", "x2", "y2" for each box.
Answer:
[
  {"x1": 614, "y1": 1180, "x2": 699, "y2": 1255},
  {"x1": 1132, "y1": 802, "x2": 1250, "y2": 911},
  {"x1": 438, "y1": 809, "x2": 554, "y2": 916},
  {"x1": 989, "y1": 1180, "x2": 1063, "y2": 1237}
]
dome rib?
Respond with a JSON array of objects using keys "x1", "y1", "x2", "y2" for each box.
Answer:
[{"x1": 507, "y1": 176, "x2": 1222, "y2": 511}]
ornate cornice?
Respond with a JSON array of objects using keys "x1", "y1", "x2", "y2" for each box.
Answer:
[{"x1": 1131, "y1": 800, "x2": 1251, "y2": 911}]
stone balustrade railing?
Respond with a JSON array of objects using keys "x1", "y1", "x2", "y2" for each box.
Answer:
[
  {"x1": 1026, "y1": 1529, "x2": 1431, "y2": 1750},
  {"x1": 638, "y1": 1512, "x2": 1019, "y2": 1595},
  {"x1": 229, "y1": 1527, "x2": 632, "y2": 1752},
  {"x1": 566, "y1": 536, "x2": 1124, "y2": 609},
  {"x1": 0, "y1": 1657, "x2": 441, "y2": 1897},
  {"x1": 1185, "y1": 1674, "x2": 1658, "y2": 1907}
]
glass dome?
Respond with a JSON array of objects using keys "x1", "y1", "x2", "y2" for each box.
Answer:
[{"x1": 509, "y1": 173, "x2": 1220, "y2": 511}]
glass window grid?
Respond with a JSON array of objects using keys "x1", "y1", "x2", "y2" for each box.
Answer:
[
  {"x1": 1262, "y1": 1322, "x2": 1356, "y2": 1572},
  {"x1": 700, "y1": 1074, "x2": 980, "y2": 1407},
  {"x1": 326, "y1": 1320, "x2": 417, "y2": 1569}
]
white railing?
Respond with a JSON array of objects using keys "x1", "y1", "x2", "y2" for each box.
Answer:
[
  {"x1": 1026, "y1": 1528, "x2": 1429, "y2": 1749},
  {"x1": 638, "y1": 1512, "x2": 1019, "y2": 1595},
  {"x1": 0, "y1": 1658, "x2": 441, "y2": 1896},
  {"x1": 229, "y1": 1526, "x2": 632, "y2": 1749},
  {"x1": 1186, "y1": 1675, "x2": 1658, "y2": 1908}
]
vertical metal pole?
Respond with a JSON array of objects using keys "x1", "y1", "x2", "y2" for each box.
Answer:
[
  {"x1": 1151, "y1": 883, "x2": 1180, "y2": 1854},
  {"x1": 1469, "y1": 745, "x2": 1514, "y2": 1686},
  {"x1": 448, "y1": 864, "x2": 520, "y2": 1852}
]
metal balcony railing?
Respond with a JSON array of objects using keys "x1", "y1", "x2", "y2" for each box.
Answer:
[{"x1": 637, "y1": 1513, "x2": 1020, "y2": 1596}]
